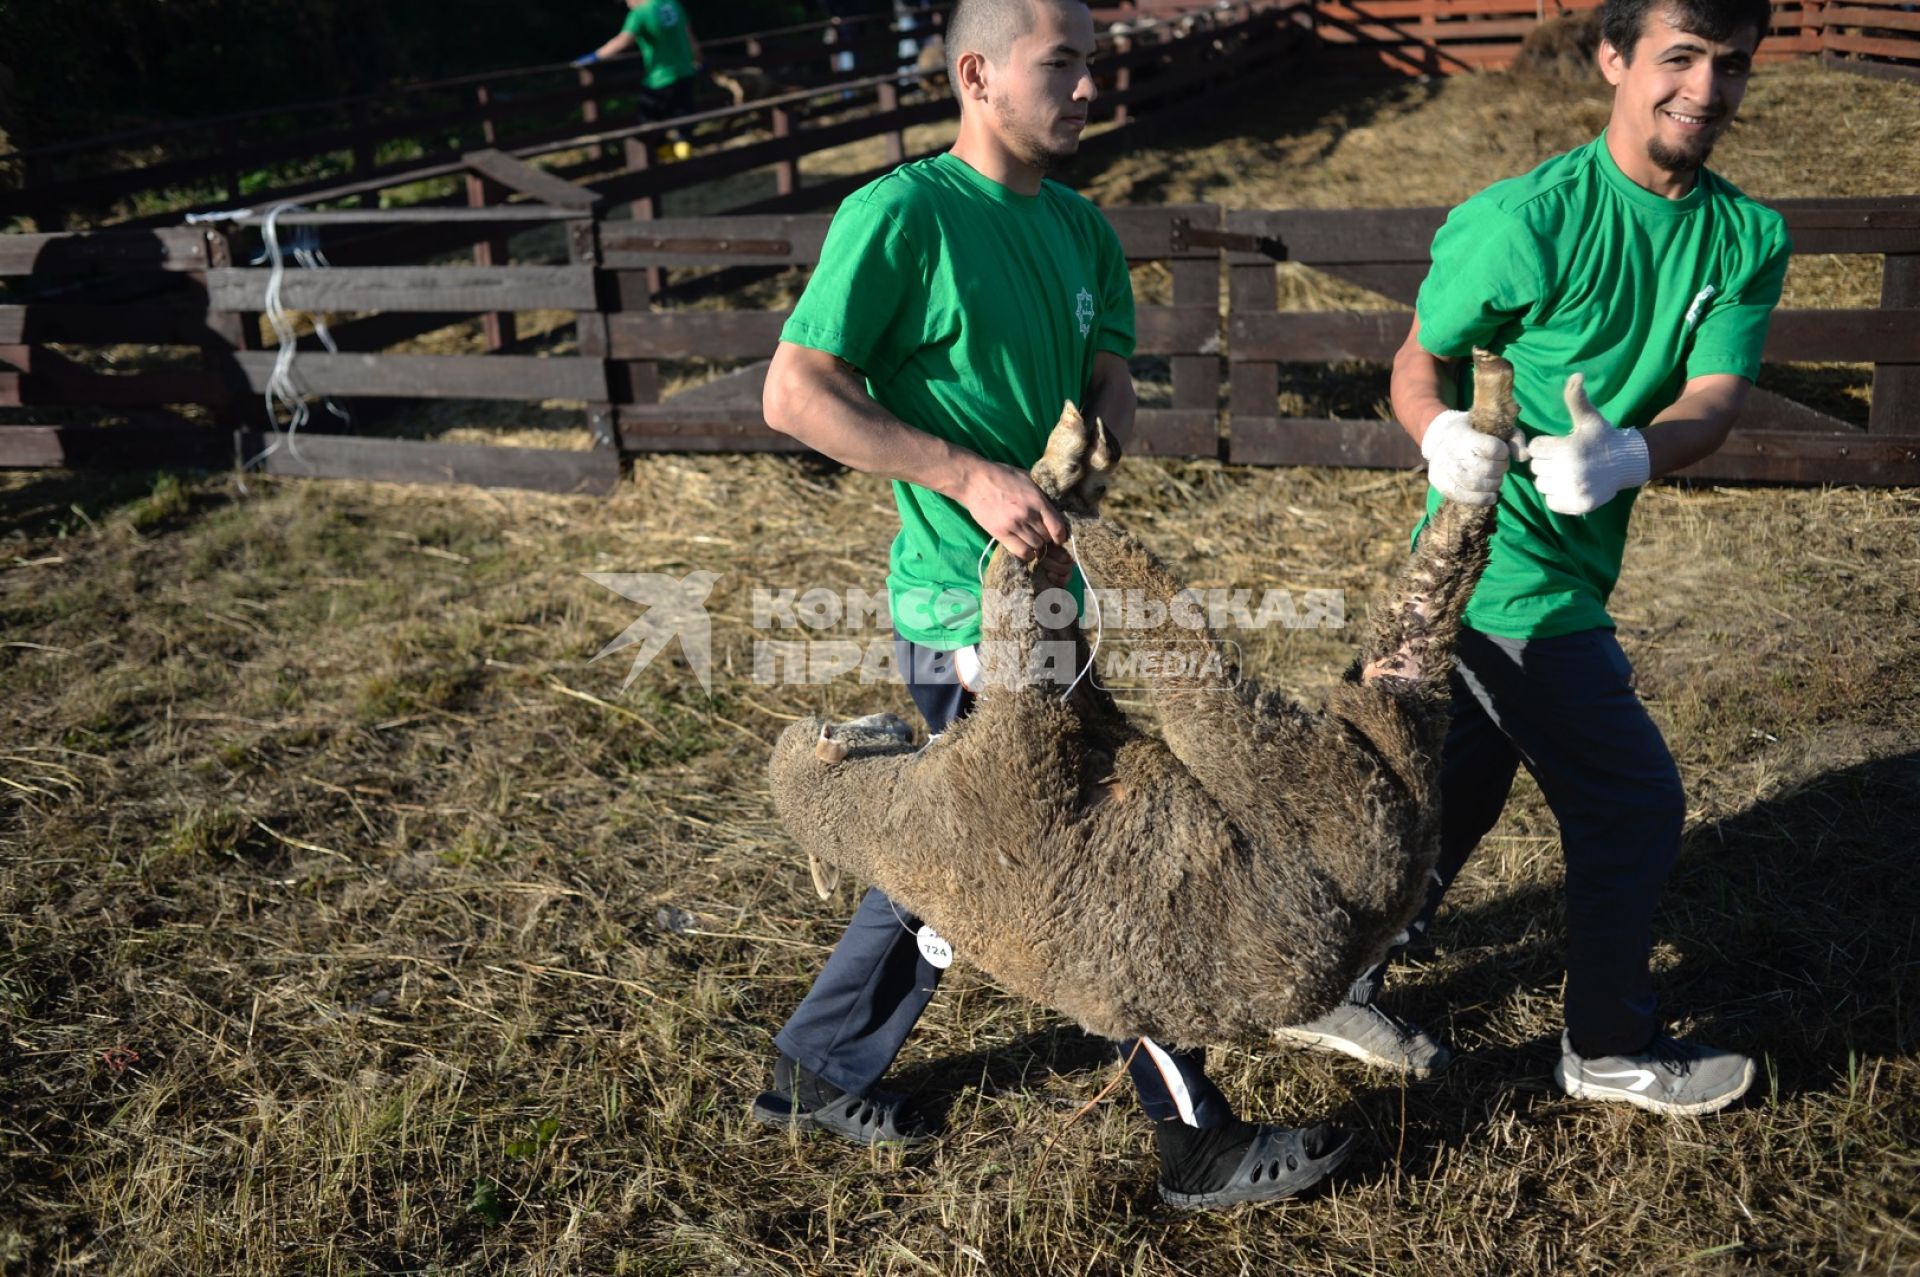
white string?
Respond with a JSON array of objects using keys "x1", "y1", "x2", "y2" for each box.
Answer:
[
  {"x1": 244, "y1": 202, "x2": 353, "y2": 473},
  {"x1": 972, "y1": 528, "x2": 1105, "y2": 704},
  {"x1": 1057, "y1": 530, "x2": 1103, "y2": 704}
]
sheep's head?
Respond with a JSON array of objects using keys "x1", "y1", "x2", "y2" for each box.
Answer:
[{"x1": 1030, "y1": 400, "x2": 1121, "y2": 517}]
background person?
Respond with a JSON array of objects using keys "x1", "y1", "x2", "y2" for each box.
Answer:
[
  {"x1": 752, "y1": 0, "x2": 1352, "y2": 1209},
  {"x1": 1278, "y1": 0, "x2": 1789, "y2": 1118},
  {"x1": 575, "y1": 0, "x2": 703, "y2": 159}
]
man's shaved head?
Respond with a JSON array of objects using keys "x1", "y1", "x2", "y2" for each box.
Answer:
[{"x1": 947, "y1": 0, "x2": 1087, "y2": 82}]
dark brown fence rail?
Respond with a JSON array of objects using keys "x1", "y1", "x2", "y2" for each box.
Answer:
[{"x1": 3, "y1": 193, "x2": 1915, "y2": 490}]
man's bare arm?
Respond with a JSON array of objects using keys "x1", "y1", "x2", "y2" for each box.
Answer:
[
  {"x1": 593, "y1": 29, "x2": 638, "y2": 60},
  {"x1": 1082, "y1": 350, "x2": 1138, "y2": 449},
  {"x1": 1389, "y1": 314, "x2": 1459, "y2": 446},
  {"x1": 763, "y1": 341, "x2": 1069, "y2": 564},
  {"x1": 1641, "y1": 374, "x2": 1749, "y2": 477}
]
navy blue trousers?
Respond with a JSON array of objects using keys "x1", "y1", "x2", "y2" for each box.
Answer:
[
  {"x1": 1353, "y1": 627, "x2": 1684, "y2": 1058},
  {"x1": 773, "y1": 638, "x2": 1236, "y2": 1127}
]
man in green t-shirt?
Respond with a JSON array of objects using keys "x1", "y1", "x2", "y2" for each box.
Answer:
[
  {"x1": 576, "y1": 0, "x2": 703, "y2": 157},
  {"x1": 1277, "y1": 0, "x2": 1788, "y2": 1117},
  {"x1": 749, "y1": 0, "x2": 1353, "y2": 1211}
]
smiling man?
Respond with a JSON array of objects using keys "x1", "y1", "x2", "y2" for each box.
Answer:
[
  {"x1": 751, "y1": 0, "x2": 1352, "y2": 1210},
  {"x1": 1276, "y1": 0, "x2": 1789, "y2": 1117}
]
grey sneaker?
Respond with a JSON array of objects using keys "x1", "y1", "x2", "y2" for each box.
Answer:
[
  {"x1": 1553, "y1": 1031, "x2": 1755, "y2": 1116},
  {"x1": 1273, "y1": 1000, "x2": 1454, "y2": 1078}
]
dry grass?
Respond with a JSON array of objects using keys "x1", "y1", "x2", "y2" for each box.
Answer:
[{"x1": 3, "y1": 63, "x2": 1919, "y2": 1277}]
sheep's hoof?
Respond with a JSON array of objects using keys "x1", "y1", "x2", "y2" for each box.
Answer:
[
  {"x1": 814, "y1": 725, "x2": 850, "y2": 764},
  {"x1": 1030, "y1": 400, "x2": 1120, "y2": 514},
  {"x1": 808, "y1": 852, "x2": 841, "y2": 900}
]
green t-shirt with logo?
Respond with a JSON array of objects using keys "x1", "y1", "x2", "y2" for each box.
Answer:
[
  {"x1": 1414, "y1": 132, "x2": 1789, "y2": 639},
  {"x1": 780, "y1": 152, "x2": 1136, "y2": 649},
  {"x1": 622, "y1": 0, "x2": 697, "y2": 89}
]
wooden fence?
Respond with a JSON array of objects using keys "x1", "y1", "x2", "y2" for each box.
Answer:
[
  {"x1": 3, "y1": 195, "x2": 1915, "y2": 490},
  {"x1": 0, "y1": 0, "x2": 1272, "y2": 234},
  {"x1": 1309, "y1": 0, "x2": 1920, "y2": 77},
  {"x1": 0, "y1": 9, "x2": 965, "y2": 233}
]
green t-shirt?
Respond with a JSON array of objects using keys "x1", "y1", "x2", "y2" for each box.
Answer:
[
  {"x1": 1414, "y1": 132, "x2": 1789, "y2": 639},
  {"x1": 781, "y1": 152, "x2": 1137, "y2": 649},
  {"x1": 622, "y1": 0, "x2": 697, "y2": 90}
]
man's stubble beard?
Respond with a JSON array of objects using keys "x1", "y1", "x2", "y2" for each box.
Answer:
[{"x1": 993, "y1": 93, "x2": 1077, "y2": 173}]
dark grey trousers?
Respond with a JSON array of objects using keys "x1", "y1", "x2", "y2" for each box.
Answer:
[{"x1": 1354, "y1": 626, "x2": 1685, "y2": 1058}]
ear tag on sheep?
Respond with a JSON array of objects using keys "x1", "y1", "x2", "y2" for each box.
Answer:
[{"x1": 915, "y1": 925, "x2": 954, "y2": 969}]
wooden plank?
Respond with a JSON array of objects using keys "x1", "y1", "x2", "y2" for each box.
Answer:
[
  {"x1": 0, "y1": 304, "x2": 235, "y2": 346},
  {"x1": 1223, "y1": 206, "x2": 1444, "y2": 265},
  {"x1": 230, "y1": 352, "x2": 608, "y2": 401},
  {"x1": 1229, "y1": 416, "x2": 1419, "y2": 467},
  {"x1": 1105, "y1": 204, "x2": 1222, "y2": 260},
  {"x1": 1232, "y1": 311, "x2": 1405, "y2": 361},
  {"x1": 1765, "y1": 308, "x2": 1920, "y2": 362},
  {"x1": 0, "y1": 349, "x2": 223, "y2": 407},
  {"x1": 207, "y1": 266, "x2": 597, "y2": 314},
  {"x1": 462, "y1": 148, "x2": 600, "y2": 210},
  {"x1": 1741, "y1": 387, "x2": 1861, "y2": 433},
  {"x1": 609, "y1": 311, "x2": 785, "y2": 360},
  {"x1": 1135, "y1": 304, "x2": 1221, "y2": 356},
  {"x1": 246, "y1": 432, "x2": 622, "y2": 494},
  {"x1": 1228, "y1": 261, "x2": 1279, "y2": 424},
  {"x1": 0, "y1": 229, "x2": 210, "y2": 276},
  {"x1": 1678, "y1": 429, "x2": 1920, "y2": 483},
  {"x1": 0, "y1": 422, "x2": 233, "y2": 469},
  {"x1": 1823, "y1": 5, "x2": 1920, "y2": 30},
  {"x1": 617, "y1": 405, "x2": 808, "y2": 453},
  {"x1": 1870, "y1": 256, "x2": 1920, "y2": 434},
  {"x1": 667, "y1": 361, "x2": 769, "y2": 407},
  {"x1": 1132, "y1": 408, "x2": 1219, "y2": 457},
  {"x1": 1822, "y1": 30, "x2": 1920, "y2": 57},
  {"x1": 599, "y1": 216, "x2": 832, "y2": 267}
]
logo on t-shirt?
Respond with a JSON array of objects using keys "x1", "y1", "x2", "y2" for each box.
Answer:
[
  {"x1": 1074, "y1": 287, "x2": 1095, "y2": 338},
  {"x1": 1683, "y1": 284, "x2": 1718, "y2": 333},
  {"x1": 657, "y1": 1, "x2": 681, "y2": 26}
]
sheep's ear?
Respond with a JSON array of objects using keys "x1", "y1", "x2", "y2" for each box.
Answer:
[{"x1": 808, "y1": 852, "x2": 841, "y2": 900}]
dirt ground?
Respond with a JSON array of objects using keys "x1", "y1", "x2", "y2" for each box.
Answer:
[{"x1": 2, "y1": 60, "x2": 1918, "y2": 1276}]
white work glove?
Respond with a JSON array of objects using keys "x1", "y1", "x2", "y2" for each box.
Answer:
[
  {"x1": 1420, "y1": 408, "x2": 1513, "y2": 506},
  {"x1": 1520, "y1": 374, "x2": 1652, "y2": 516}
]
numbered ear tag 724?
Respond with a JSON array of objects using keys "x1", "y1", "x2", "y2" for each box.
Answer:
[{"x1": 915, "y1": 925, "x2": 953, "y2": 970}]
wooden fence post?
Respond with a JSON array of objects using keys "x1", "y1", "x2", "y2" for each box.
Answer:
[
  {"x1": 1112, "y1": 32, "x2": 1133, "y2": 129},
  {"x1": 348, "y1": 100, "x2": 378, "y2": 208},
  {"x1": 772, "y1": 107, "x2": 800, "y2": 197},
  {"x1": 571, "y1": 217, "x2": 620, "y2": 454},
  {"x1": 202, "y1": 228, "x2": 257, "y2": 431},
  {"x1": 1170, "y1": 209, "x2": 1221, "y2": 453},
  {"x1": 1869, "y1": 253, "x2": 1918, "y2": 435},
  {"x1": 878, "y1": 81, "x2": 906, "y2": 164},
  {"x1": 579, "y1": 65, "x2": 602, "y2": 129},
  {"x1": 466, "y1": 171, "x2": 518, "y2": 351},
  {"x1": 621, "y1": 136, "x2": 665, "y2": 298},
  {"x1": 476, "y1": 83, "x2": 499, "y2": 146},
  {"x1": 1227, "y1": 249, "x2": 1278, "y2": 447}
]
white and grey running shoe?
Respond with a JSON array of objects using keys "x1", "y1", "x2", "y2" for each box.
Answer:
[
  {"x1": 1553, "y1": 1030, "x2": 1755, "y2": 1116},
  {"x1": 1274, "y1": 1000, "x2": 1454, "y2": 1078}
]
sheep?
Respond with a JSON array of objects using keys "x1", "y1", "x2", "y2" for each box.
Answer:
[{"x1": 769, "y1": 351, "x2": 1518, "y2": 1051}]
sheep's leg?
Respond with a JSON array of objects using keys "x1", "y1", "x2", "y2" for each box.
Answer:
[{"x1": 1358, "y1": 349, "x2": 1517, "y2": 693}]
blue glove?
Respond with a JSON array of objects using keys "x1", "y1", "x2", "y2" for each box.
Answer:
[{"x1": 573, "y1": 51, "x2": 601, "y2": 67}]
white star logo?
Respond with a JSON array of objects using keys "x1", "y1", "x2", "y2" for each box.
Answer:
[
  {"x1": 1074, "y1": 287, "x2": 1095, "y2": 338},
  {"x1": 585, "y1": 570, "x2": 721, "y2": 694}
]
